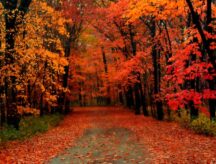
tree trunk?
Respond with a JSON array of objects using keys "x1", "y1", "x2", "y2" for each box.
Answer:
[
  {"x1": 134, "y1": 83, "x2": 141, "y2": 115},
  {"x1": 62, "y1": 65, "x2": 70, "y2": 113},
  {"x1": 101, "y1": 46, "x2": 111, "y2": 105},
  {"x1": 138, "y1": 74, "x2": 148, "y2": 116},
  {"x1": 125, "y1": 86, "x2": 134, "y2": 109},
  {"x1": 150, "y1": 20, "x2": 164, "y2": 120},
  {"x1": 118, "y1": 85, "x2": 124, "y2": 104},
  {"x1": 4, "y1": 2, "x2": 19, "y2": 129},
  {"x1": 59, "y1": 39, "x2": 70, "y2": 114}
]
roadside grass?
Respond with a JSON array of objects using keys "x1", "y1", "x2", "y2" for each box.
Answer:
[{"x1": 0, "y1": 114, "x2": 63, "y2": 143}]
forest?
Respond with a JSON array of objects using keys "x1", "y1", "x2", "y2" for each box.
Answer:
[{"x1": 0, "y1": 0, "x2": 216, "y2": 163}]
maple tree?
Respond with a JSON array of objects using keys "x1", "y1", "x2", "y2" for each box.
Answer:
[{"x1": 64, "y1": 0, "x2": 215, "y2": 121}]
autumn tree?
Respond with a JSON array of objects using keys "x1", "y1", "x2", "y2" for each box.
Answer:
[
  {"x1": 125, "y1": 0, "x2": 215, "y2": 120},
  {"x1": 0, "y1": 0, "x2": 32, "y2": 129},
  {"x1": 186, "y1": 0, "x2": 216, "y2": 120},
  {"x1": 0, "y1": 0, "x2": 68, "y2": 128},
  {"x1": 58, "y1": 0, "x2": 95, "y2": 111}
]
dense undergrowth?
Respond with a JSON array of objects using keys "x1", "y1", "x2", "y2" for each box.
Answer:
[
  {"x1": 144, "y1": 107, "x2": 216, "y2": 136},
  {"x1": 169, "y1": 110, "x2": 216, "y2": 136},
  {"x1": 0, "y1": 114, "x2": 63, "y2": 143}
]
